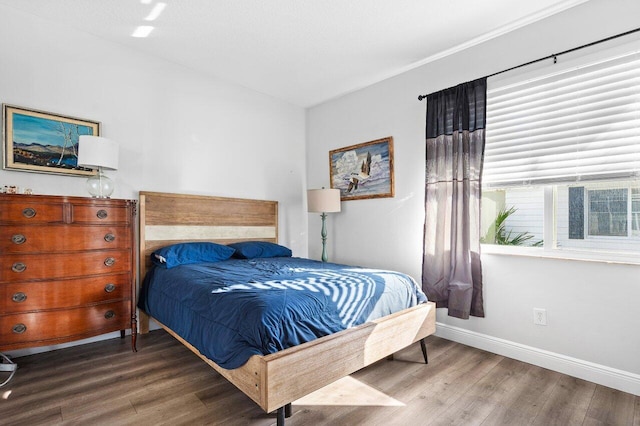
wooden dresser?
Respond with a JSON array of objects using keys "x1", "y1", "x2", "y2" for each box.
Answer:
[{"x1": 0, "y1": 194, "x2": 137, "y2": 352}]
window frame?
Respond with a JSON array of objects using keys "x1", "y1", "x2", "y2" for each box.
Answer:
[
  {"x1": 481, "y1": 182, "x2": 640, "y2": 265},
  {"x1": 480, "y1": 37, "x2": 640, "y2": 264}
]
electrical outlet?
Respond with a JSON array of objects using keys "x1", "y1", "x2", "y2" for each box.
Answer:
[{"x1": 533, "y1": 308, "x2": 547, "y2": 326}]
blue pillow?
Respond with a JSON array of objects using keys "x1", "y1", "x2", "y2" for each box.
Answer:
[
  {"x1": 151, "y1": 242, "x2": 236, "y2": 268},
  {"x1": 228, "y1": 241, "x2": 292, "y2": 259}
]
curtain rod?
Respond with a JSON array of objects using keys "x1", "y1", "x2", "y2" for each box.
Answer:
[{"x1": 417, "y1": 26, "x2": 640, "y2": 101}]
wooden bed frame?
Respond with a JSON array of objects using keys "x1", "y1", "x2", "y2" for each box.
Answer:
[{"x1": 138, "y1": 191, "x2": 436, "y2": 424}]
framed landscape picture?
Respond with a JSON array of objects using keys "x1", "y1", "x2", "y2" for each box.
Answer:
[
  {"x1": 2, "y1": 104, "x2": 100, "y2": 176},
  {"x1": 329, "y1": 136, "x2": 395, "y2": 201}
]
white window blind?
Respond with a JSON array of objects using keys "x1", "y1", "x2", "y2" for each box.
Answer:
[{"x1": 484, "y1": 47, "x2": 640, "y2": 187}]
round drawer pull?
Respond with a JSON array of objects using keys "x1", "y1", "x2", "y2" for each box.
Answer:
[
  {"x1": 104, "y1": 310, "x2": 115, "y2": 319},
  {"x1": 104, "y1": 257, "x2": 116, "y2": 267},
  {"x1": 104, "y1": 233, "x2": 115, "y2": 242},
  {"x1": 11, "y1": 262, "x2": 26, "y2": 273},
  {"x1": 12, "y1": 234, "x2": 27, "y2": 244},
  {"x1": 96, "y1": 209, "x2": 108, "y2": 219},
  {"x1": 104, "y1": 283, "x2": 116, "y2": 293},
  {"x1": 22, "y1": 207, "x2": 36, "y2": 218},
  {"x1": 12, "y1": 292, "x2": 27, "y2": 303},
  {"x1": 12, "y1": 323, "x2": 27, "y2": 334}
]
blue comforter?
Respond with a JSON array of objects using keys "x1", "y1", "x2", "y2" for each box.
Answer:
[{"x1": 138, "y1": 257, "x2": 427, "y2": 369}]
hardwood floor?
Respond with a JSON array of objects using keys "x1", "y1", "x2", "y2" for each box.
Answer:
[{"x1": 1, "y1": 331, "x2": 638, "y2": 425}]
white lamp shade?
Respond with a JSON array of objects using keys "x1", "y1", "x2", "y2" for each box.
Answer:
[
  {"x1": 77, "y1": 135, "x2": 119, "y2": 170},
  {"x1": 307, "y1": 188, "x2": 341, "y2": 213}
]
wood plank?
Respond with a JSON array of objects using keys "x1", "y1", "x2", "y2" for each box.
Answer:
[
  {"x1": 261, "y1": 302, "x2": 435, "y2": 411},
  {"x1": 61, "y1": 397, "x2": 137, "y2": 424},
  {"x1": 300, "y1": 338, "x2": 503, "y2": 425},
  {"x1": 532, "y1": 374, "x2": 596, "y2": 425},
  {"x1": 1, "y1": 406, "x2": 63, "y2": 425},
  {"x1": 262, "y1": 318, "x2": 379, "y2": 411},
  {"x1": 130, "y1": 393, "x2": 209, "y2": 424},
  {"x1": 293, "y1": 338, "x2": 446, "y2": 425},
  {"x1": 141, "y1": 191, "x2": 277, "y2": 227},
  {"x1": 194, "y1": 382, "x2": 273, "y2": 425},
  {"x1": 144, "y1": 225, "x2": 276, "y2": 241},
  {"x1": 583, "y1": 385, "x2": 637, "y2": 426},
  {"x1": 2, "y1": 331, "x2": 638, "y2": 426},
  {"x1": 481, "y1": 363, "x2": 562, "y2": 425},
  {"x1": 409, "y1": 354, "x2": 527, "y2": 425}
]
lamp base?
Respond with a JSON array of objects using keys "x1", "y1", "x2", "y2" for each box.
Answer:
[
  {"x1": 86, "y1": 169, "x2": 114, "y2": 198},
  {"x1": 320, "y1": 212, "x2": 328, "y2": 262}
]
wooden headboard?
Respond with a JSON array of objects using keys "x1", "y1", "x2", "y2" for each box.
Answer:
[
  {"x1": 138, "y1": 191, "x2": 278, "y2": 331},
  {"x1": 139, "y1": 191, "x2": 278, "y2": 274}
]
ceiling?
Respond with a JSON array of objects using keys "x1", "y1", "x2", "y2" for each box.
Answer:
[{"x1": 0, "y1": 0, "x2": 589, "y2": 107}]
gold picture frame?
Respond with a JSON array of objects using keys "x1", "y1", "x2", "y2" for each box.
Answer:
[
  {"x1": 329, "y1": 136, "x2": 395, "y2": 201},
  {"x1": 2, "y1": 104, "x2": 100, "y2": 176}
]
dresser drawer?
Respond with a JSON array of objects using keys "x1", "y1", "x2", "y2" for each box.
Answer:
[
  {"x1": 71, "y1": 203, "x2": 132, "y2": 225},
  {"x1": 0, "y1": 196, "x2": 133, "y2": 225},
  {"x1": 0, "y1": 199, "x2": 64, "y2": 223},
  {"x1": 0, "y1": 225, "x2": 132, "y2": 253},
  {"x1": 0, "y1": 301, "x2": 130, "y2": 350},
  {"x1": 0, "y1": 250, "x2": 132, "y2": 282},
  {"x1": 1, "y1": 273, "x2": 130, "y2": 313}
]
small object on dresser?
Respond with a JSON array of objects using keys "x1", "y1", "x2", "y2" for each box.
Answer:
[{"x1": 77, "y1": 136, "x2": 119, "y2": 198}]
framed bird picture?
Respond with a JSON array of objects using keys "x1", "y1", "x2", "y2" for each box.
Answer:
[{"x1": 329, "y1": 136, "x2": 394, "y2": 201}]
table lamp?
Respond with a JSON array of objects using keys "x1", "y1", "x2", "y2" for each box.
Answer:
[
  {"x1": 307, "y1": 188, "x2": 341, "y2": 262},
  {"x1": 77, "y1": 135, "x2": 119, "y2": 198}
]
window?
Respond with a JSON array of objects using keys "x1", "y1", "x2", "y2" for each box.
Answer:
[
  {"x1": 587, "y1": 188, "x2": 627, "y2": 237},
  {"x1": 633, "y1": 188, "x2": 640, "y2": 236},
  {"x1": 481, "y1": 39, "x2": 640, "y2": 257},
  {"x1": 560, "y1": 182, "x2": 640, "y2": 252}
]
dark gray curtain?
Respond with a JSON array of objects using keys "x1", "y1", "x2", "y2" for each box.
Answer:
[{"x1": 422, "y1": 78, "x2": 486, "y2": 319}]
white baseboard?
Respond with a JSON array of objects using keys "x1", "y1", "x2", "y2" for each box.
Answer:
[{"x1": 435, "y1": 322, "x2": 640, "y2": 396}]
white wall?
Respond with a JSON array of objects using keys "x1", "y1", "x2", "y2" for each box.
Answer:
[
  {"x1": 1, "y1": 5, "x2": 308, "y2": 355},
  {"x1": 0, "y1": 5, "x2": 308, "y2": 250},
  {"x1": 307, "y1": 0, "x2": 640, "y2": 395}
]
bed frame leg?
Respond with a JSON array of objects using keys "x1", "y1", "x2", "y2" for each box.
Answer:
[
  {"x1": 275, "y1": 403, "x2": 291, "y2": 425},
  {"x1": 276, "y1": 406, "x2": 285, "y2": 426},
  {"x1": 420, "y1": 338, "x2": 428, "y2": 364},
  {"x1": 387, "y1": 340, "x2": 428, "y2": 364}
]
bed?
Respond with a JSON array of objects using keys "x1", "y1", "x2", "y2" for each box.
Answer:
[{"x1": 137, "y1": 191, "x2": 436, "y2": 425}]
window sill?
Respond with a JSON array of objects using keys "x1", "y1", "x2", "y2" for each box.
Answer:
[{"x1": 480, "y1": 244, "x2": 640, "y2": 266}]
